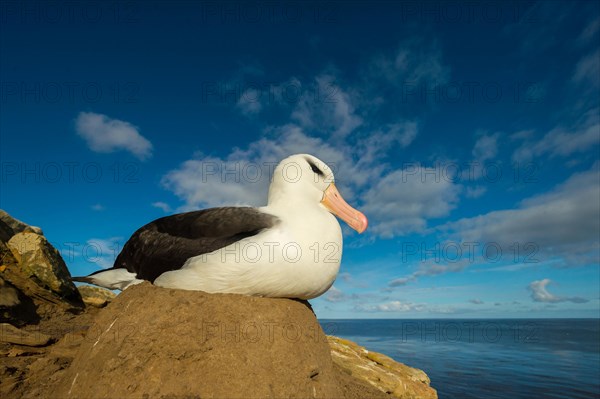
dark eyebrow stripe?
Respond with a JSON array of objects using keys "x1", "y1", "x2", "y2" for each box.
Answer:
[{"x1": 306, "y1": 158, "x2": 325, "y2": 177}]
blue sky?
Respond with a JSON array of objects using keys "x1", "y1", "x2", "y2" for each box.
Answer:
[{"x1": 1, "y1": 1, "x2": 599, "y2": 318}]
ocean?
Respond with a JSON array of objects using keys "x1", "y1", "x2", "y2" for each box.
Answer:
[{"x1": 318, "y1": 319, "x2": 600, "y2": 399}]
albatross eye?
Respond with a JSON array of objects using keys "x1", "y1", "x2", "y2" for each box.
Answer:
[{"x1": 307, "y1": 159, "x2": 325, "y2": 177}]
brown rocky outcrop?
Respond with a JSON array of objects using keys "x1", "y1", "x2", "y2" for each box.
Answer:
[
  {"x1": 7, "y1": 232, "x2": 83, "y2": 308},
  {"x1": 52, "y1": 282, "x2": 390, "y2": 399},
  {"x1": 0, "y1": 210, "x2": 84, "y2": 327},
  {"x1": 77, "y1": 285, "x2": 116, "y2": 308},
  {"x1": 329, "y1": 336, "x2": 437, "y2": 399},
  {"x1": 0, "y1": 210, "x2": 437, "y2": 399},
  {"x1": 0, "y1": 210, "x2": 43, "y2": 237},
  {"x1": 0, "y1": 244, "x2": 40, "y2": 326}
]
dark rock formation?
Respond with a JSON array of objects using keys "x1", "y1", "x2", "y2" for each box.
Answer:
[
  {"x1": 0, "y1": 210, "x2": 83, "y2": 327},
  {"x1": 0, "y1": 209, "x2": 43, "y2": 236}
]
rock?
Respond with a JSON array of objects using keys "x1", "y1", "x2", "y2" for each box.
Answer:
[
  {"x1": 77, "y1": 285, "x2": 116, "y2": 308},
  {"x1": 0, "y1": 210, "x2": 436, "y2": 399},
  {"x1": 0, "y1": 278, "x2": 19, "y2": 307},
  {"x1": 1, "y1": 242, "x2": 41, "y2": 326},
  {"x1": 23, "y1": 330, "x2": 86, "y2": 394},
  {"x1": 52, "y1": 282, "x2": 388, "y2": 399},
  {"x1": 7, "y1": 232, "x2": 83, "y2": 308},
  {"x1": 0, "y1": 220, "x2": 13, "y2": 244},
  {"x1": 0, "y1": 210, "x2": 43, "y2": 238},
  {"x1": 5, "y1": 346, "x2": 45, "y2": 357},
  {"x1": 1, "y1": 250, "x2": 82, "y2": 324},
  {"x1": 0, "y1": 323, "x2": 52, "y2": 347},
  {"x1": 3, "y1": 327, "x2": 91, "y2": 399},
  {"x1": 0, "y1": 240, "x2": 19, "y2": 273},
  {"x1": 0, "y1": 275, "x2": 40, "y2": 327},
  {"x1": 1, "y1": 229, "x2": 83, "y2": 326},
  {"x1": 328, "y1": 336, "x2": 437, "y2": 399}
]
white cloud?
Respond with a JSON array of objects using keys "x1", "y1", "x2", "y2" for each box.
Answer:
[
  {"x1": 528, "y1": 279, "x2": 588, "y2": 303},
  {"x1": 233, "y1": 41, "x2": 448, "y2": 134},
  {"x1": 324, "y1": 286, "x2": 347, "y2": 303},
  {"x1": 502, "y1": 1, "x2": 573, "y2": 55},
  {"x1": 578, "y1": 16, "x2": 600, "y2": 44},
  {"x1": 356, "y1": 300, "x2": 459, "y2": 314},
  {"x1": 388, "y1": 121, "x2": 418, "y2": 148},
  {"x1": 161, "y1": 125, "x2": 374, "y2": 209},
  {"x1": 573, "y1": 49, "x2": 600, "y2": 88},
  {"x1": 389, "y1": 166, "x2": 600, "y2": 286},
  {"x1": 75, "y1": 112, "x2": 153, "y2": 160},
  {"x1": 237, "y1": 88, "x2": 262, "y2": 115},
  {"x1": 472, "y1": 133, "x2": 499, "y2": 163},
  {"x1": 465, "y1": 186, "x2": 487, "y2": 199},
  {"x1": 84, "y1": 237, "x2": 123, "y2": 270},
  {"x1": 161, "y1": 156, "x2": 267, "y2": 209},
  {"x1": 359, "y1": 300, "x2": 424, "y2": 312},
  {"x1": 90, "y1": 204, "x2": 105, "y2": 211},
  {"x1": 469, "y1": 132, "x2": 500, "y2": 180},
  {"x1": 350, "y1": 122, "x2": 419, "y2": 177},
  {"x1": 160, "y1": 121, "x2": 432, "y2": 238},
  {"x1": 443, "y1": 166, "x2": 600, "y2": 266},
  {"x1": 388, "y1": 259, "x2": 472, "y2": 287},
  {"x1": 163, "y1": 47, "x2": 450, "y2": 237},
  {"x1": 366, "y1": 39, "x2": 449, "y2": 86},
  {"x1": 291, "y1": 74, "x2": 362, "y2": 138},
  {"x1": 151, "y1": 201, "x2": 172, "y2": 213},
  {"x1": 510, "y1": 130, "x2": 534, "y2": 141},
  {"x1": 469, "y1": 298, "x2": 484, "y2": 305},
  {"x1": 353, "y1": 125, "x2": 418, "y2": 180},
  {"x1": 388, "y1": 277, "x2": 411, "y2": 287},
  {"x1": 362, "y1": 165, "x2": 461, "y2": 237},
  {"x1": 512, "y1": 108, "x2": 600, "y2": 162}
]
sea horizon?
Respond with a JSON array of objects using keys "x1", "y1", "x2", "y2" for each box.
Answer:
[
  {"x1": 318, "y1": 318, "x2": 600, "y2": 399},
  {"x1": 319, "y1": 317, "x2": 600, "y2": 320}
]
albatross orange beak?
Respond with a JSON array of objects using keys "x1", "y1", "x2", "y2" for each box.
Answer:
[{"x1": 321, "y1": 183, "x2": 368, "y2": 234}]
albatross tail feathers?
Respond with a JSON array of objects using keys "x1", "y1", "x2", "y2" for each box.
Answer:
[{"x1": 73, "y1": 268, "x2": 143, "y2": 291}]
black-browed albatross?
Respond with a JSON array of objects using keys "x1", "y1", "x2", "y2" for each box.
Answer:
[{"x1": 74, "y1": 154, "x2": 368, "y2": 299}]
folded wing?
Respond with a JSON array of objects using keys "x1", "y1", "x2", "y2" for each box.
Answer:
[{"x1": 78, "y1": 207, "x2": 279, "y2": 285}]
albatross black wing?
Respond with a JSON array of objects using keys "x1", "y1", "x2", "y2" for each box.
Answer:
[{"x1": 76, "y1": 207, "x2": 279, "y2": 286}]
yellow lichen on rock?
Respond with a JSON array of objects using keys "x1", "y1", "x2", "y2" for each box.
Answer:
[
  {"x1": 77, "y1": 285, "x2": 116, "y2": 308},
  {"x1": 328, "y1": 335, "x2": 437, "y2": 399},
  {"x1": 7, "y1": 232, "x2": 81, "y2": 305}
]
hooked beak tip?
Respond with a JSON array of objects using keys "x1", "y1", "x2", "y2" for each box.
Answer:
[{"x1": 321, "y1": 183, "x2": 368, "y2": 234}]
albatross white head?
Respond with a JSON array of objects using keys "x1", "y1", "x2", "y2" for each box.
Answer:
[{"x1": 267, "y1": 154, "x2": 368, "y2": 233}]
